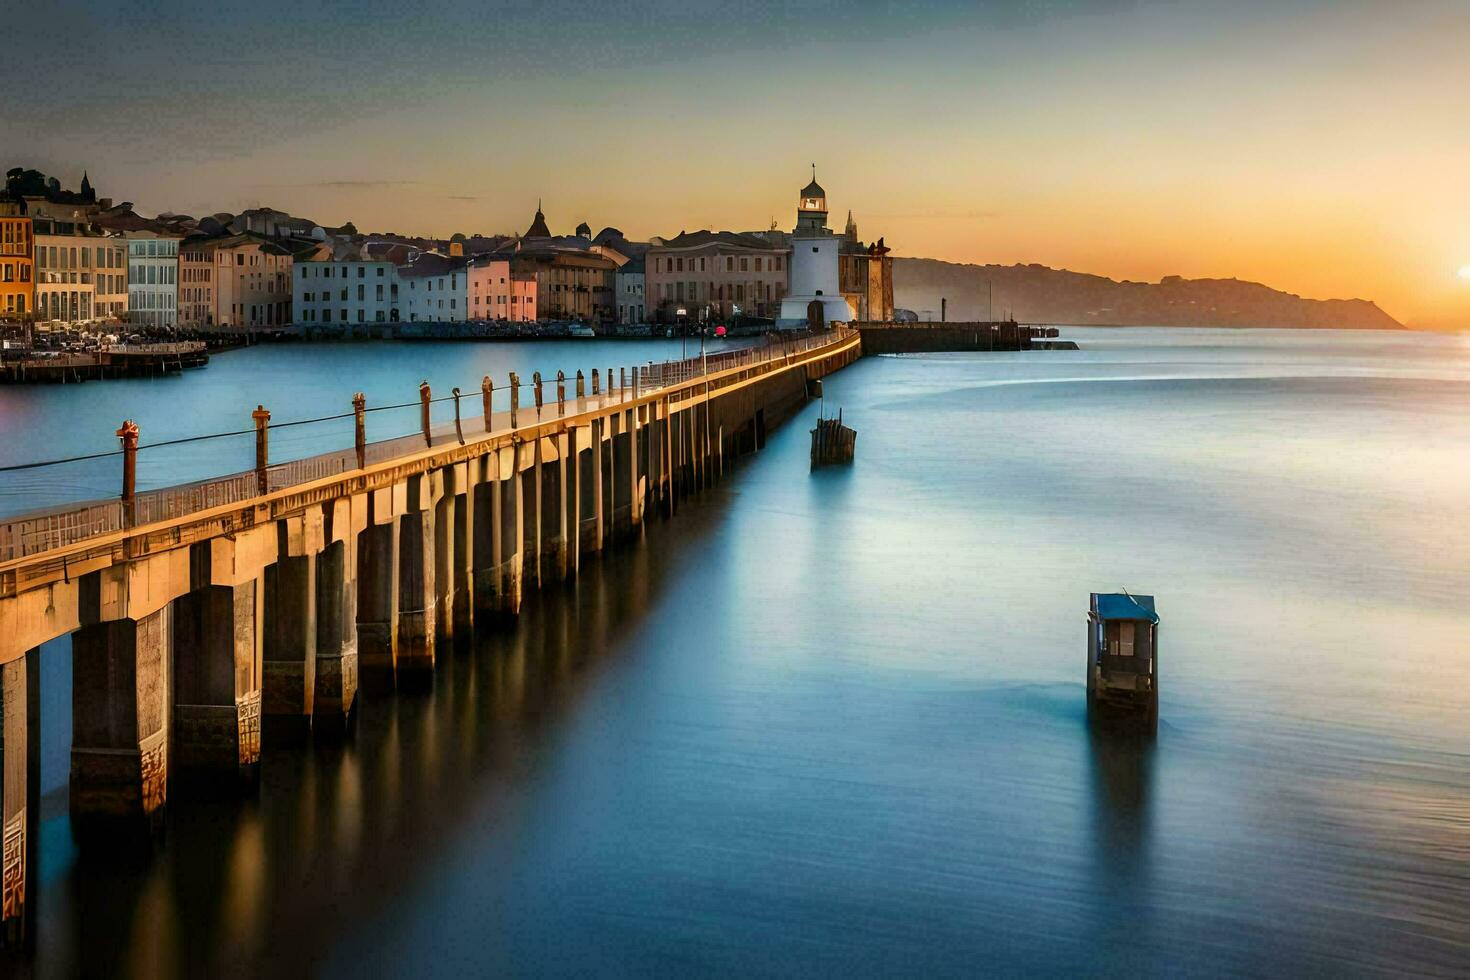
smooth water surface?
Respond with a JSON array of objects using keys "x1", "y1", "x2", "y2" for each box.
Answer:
[{"x1": 7, "y1": 328, "x2": 1470, "y2": 977}]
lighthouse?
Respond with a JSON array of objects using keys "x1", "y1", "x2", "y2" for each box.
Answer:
[{"x1": 777, "y1": 167, "x2": 852, "y2": 330}]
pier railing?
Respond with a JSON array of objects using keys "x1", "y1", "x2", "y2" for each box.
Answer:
[{"x1": 0, "y1": 327, "x2": 854, "y2": 565}]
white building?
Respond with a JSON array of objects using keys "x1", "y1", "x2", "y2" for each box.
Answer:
[
  {"x1": 293, "y1": 259, "x2": 401, "y2": 326},
  {"x1": 776, "y1": 172, "x2": 850, "y2": 330},
  {"x1": 126, "y1": 229, "x2": 181, "y2": 329},
  {"x1": 615, "y1": 256, "x2": 645, "y2": 324},
  {"x1": 401, "y1": 253, "x2": 468, "y2": 323}
]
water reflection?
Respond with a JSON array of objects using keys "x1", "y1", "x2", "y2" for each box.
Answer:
[{"x1": 1087, "y1": 728, "x2": 1154, "y2": 881}]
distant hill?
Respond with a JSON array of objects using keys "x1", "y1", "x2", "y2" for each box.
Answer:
[{"x1": 893, "y1": 259, "x2": 1405, "y2": 330}]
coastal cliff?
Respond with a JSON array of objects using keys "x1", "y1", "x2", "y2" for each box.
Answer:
[{"x1": 893, "y1": 259, "x2": 1405, "y2": 330}]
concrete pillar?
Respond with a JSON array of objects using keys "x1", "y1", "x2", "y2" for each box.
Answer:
[
  {"x1": 0, "y1": 649, "x2": 39, "y2": 949},
  {"x1": 471, "y1": 460, "x2": 498, "y2": 616},
  {"x1": 591, "y1": 418, "x2": 605, "y2": 553},
  {"x1": 396, "y1": 509, "x2": 436, "y2": 678},
  {"x1": 433, "y1": 491, "x2": 455, "y2": 643},
  {"x1": 532, "y1": 443, "x2": 549, "y2": 590},
  {"x1": 626, "y1": 408, "x2": 641, "y2": 530},
  {"x1": 480, "y1": 452, "x2": 524, "y2": 619},
  {"x1": 357, "y1": 518, "x2": 399, "y2": 687},
  {"x1": 314, "y1": 538, "x2": 358, "y2": 730},
  {"x1": 451, "y1": 481, "x2": 474, "y2": 636},
  {"x1": 687, "y1": 404, "x2": 698, "y2": 494},
  {"x1": 262, "y1": 552, "x2": 315, "y2": 742},
  {"x1": 661, "y1": 397, "x2": 675, "y2": 517},
  {"x1": 567, "y1": 430, "x2": 583, "y2": 577},
  {"x1": 172, "y1": 579, "x2": 262, "y2": 788},
  {"x1": 542, "y1": 441, "x2": 568, "y2": 582},
  {"x1": 70, "y1": 609, "x2": 170, "y2": 843}
]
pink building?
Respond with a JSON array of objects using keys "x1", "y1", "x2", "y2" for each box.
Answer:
[{"x1": 468, "y1": 257, "x2": 537, "y2": 322}]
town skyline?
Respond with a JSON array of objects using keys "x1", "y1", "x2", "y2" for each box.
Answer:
[{"x1": 6, "y1": 0, "x2": 1469, "y2": 330}]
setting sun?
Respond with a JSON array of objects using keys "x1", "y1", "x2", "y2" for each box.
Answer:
[{"x1": 1458, "y1": 265, "x2": 1470, "y2": 281}]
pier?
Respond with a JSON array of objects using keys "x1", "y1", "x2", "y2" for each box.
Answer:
[
  {"x1": 853, "y1": 321, "x2": 1065, "y2": 354},
  {"x1": 0, "y1": 327, "x2": 861, "y2": 945},
  {"x1": 0, "y1": 342, "x2": 209, "y2": 384}
]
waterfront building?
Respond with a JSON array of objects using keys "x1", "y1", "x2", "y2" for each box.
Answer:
[
  {"x1": 477, "y1": 203, "x2": 620, "y2": 323},
  {"x1": 0, "y1": 198, "x2": 35, "y2": 320},
  {"x1": 615, "y1": 255, "x2": 646, "y2": 324},
  {"x1": 401, "y1": 252, "x2": 469, "y2": 323},
  {"x1": 776, "y1": 170, "x2": 851, "y2": 329},
  {"x1": 510, "y1": 246, "x2": 616, "y2": 323},
  {"x1": 293, "y1": 258, "x2": 400, "y2": 326},
  {"x1": 467, "y1": 257, "x2": 538, "y2": 321},
  {"x1": 836, "y1": 213, "x2": 895, "y2": 322},
  {"x1": 181, "y1": 235, "x2": 294, "y2": 331},
  {"x1": 178, "y1": 239, "x2": 214, "y2": 328},
  {"x1": 213, "y1": 236, "x2": 293, "y2": 330},
  {"x1": 645, "y1": 230, "x2": 789, "y2": 324},
  {"x1": 32, "y1": 218, "x2": 127, "y2": 326},
  {"x1": 125, "y1": 229, "x2": 181, "y2": 329}
]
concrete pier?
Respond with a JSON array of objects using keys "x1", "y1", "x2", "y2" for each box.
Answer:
[
  {"x1": 263, "y1": 549, "x2": 316, "y2": 742},
  {"x1": 1, "y1": 649, "x2": 38, "y2": 949},
  {"x1": 357, "y1": 505, "x2": 400, "y2": 688},
  {"x1": 314, "y1": 535, "x2": 359, "y2": 730},
  {"x1": 0, "y1": 327, "x2": 863, "y2": 865},
  {"x1": 172, "y1": 576, "x2": 262, "y2": 789},
  {"x1": 396, "y1": 508, "x2": 437, "y2": 680},
  {"x1": 70, "y1": 610, "x2": 170, "y2": 843}
]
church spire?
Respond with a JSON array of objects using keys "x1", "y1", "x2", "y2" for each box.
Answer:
[
  {"x1": 80, "y1": 169, "x2": 94, "y2": 201},
  {"x1": 525, "y1": 199, "x2": 551, "y2": 238}
]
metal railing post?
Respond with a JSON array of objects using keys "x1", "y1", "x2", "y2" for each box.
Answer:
[
  {"x1": 452, "y1": 386, "x2": 465, "y2": 445},
  {"x1": 533, "y1": 371, "x2": 544, "y2": 419},
  {"x1": 576, "y1": 370, "x2": 585, "y2": 402},
  {"x1": 556, "y1": 370, "x2": 566, "y2": 416},
  {"x1": 419, "y1": 381, "x2": 432, "y2": 446},
  {"x1": 117, "y1": 419, "x2": 138, "y2": 527},
  {"x1": 481, "y1": 375, "x2": 493, "y2": 432},
  {"x1": 509, "y1": 372, "x2": 520, "y2": 428},
  {"x1": 353, "y1": 392, "x2": 366, "y2": 468},
  {"x1": 591, "y1": 368, "x2": 600, "y2": 396},
  {"x1": 252, "y1": 405, "x2": 270, "y2": 495}
]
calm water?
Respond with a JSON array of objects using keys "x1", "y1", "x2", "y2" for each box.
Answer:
[{"x1": 7, "y1": 328, "x2": 1470, "y2": 977}]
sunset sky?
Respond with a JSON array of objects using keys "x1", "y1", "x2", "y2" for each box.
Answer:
[{"x1": 5, "y1": 0, "x2": 1467, "y2": 329}]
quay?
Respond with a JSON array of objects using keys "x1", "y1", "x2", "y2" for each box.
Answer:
[
  {"x1": 854, "y1": 321, "x2": 1067, "y2": 354},
  {"x1": 0, "y1": 341, "x2": 208, "y2": 384}
]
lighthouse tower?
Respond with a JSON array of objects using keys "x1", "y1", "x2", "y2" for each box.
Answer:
[{"x1": 777, "y1": 168, "x2": 851, "y2": 329}]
